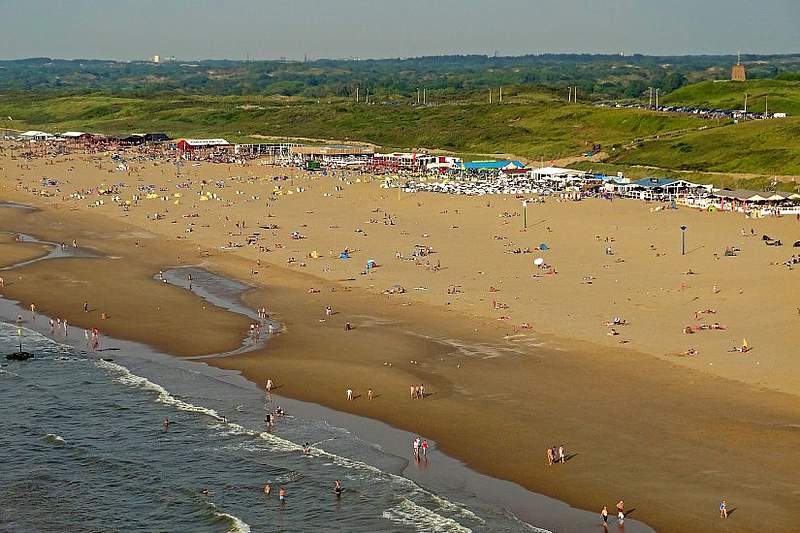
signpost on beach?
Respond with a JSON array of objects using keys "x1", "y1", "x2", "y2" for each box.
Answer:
[
  {"x1": 522, "y1": 200, "x2": 528, "y2": 229},
  {"x1": 680, "y1": 225, "x2": 687, "y2": 255}
]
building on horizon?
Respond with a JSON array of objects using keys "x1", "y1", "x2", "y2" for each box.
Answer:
[{"x1": 731, "y1": 52, "x2": 746, "y2": 81}]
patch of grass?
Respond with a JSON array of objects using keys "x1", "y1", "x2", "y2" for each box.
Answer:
[
  {"x1": 663, "y1": 79, "x2": 800, "y2": 116},
  {"x1": 610, "y1": 117, "x2": 800, "y2": 176}
]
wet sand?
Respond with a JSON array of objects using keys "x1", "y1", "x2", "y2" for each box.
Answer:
[
  {"x1": 0, "y1": 233, "x2": 51, "y2": 269},
  {"x1": 2, "y1": 150, "x2": 800, "y2": 531}
]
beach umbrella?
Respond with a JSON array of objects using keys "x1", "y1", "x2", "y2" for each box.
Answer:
[{"x1": 534, "y1": 257, "x2": 544, "y2": 266}]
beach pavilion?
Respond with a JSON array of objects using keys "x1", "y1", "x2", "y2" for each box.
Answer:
[
  {"x1": 618, "y1": 177, "x2": 711, "y2": 201},
  {"x1": 529, "y1": 166, "x2": 588, "y2": 189},
  {"x1": 710, "y1": 189, "x2": 800, "y2": 214}
]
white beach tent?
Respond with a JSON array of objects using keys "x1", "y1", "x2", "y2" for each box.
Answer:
[{"x1": 20, "y1": 130, "x2": 54, "y2": 141}]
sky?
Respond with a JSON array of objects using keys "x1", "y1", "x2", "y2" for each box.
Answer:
[{"x1": 0, "y1": 0, "x2": 797, "y2": 61}]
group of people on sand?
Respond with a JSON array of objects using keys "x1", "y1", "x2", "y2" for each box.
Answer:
[
  {"x1": 546, "y1": 444, "x2": 566, "y2": 466},
  {"x1": 409, "y1": 384, "x2": 426, "y2": 399}
]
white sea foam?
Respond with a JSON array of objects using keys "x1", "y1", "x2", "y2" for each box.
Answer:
[
  {"x1": 382, "y1": 499, "x2": 472, "y2": 532},
  {"x1": 44, "y1": 433, "x2": 66, "y2": 446},
  {"x1": 219, "y1": 511, "x2": 251, "y2": 533}
]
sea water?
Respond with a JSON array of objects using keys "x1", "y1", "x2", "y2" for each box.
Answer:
[{"x1": 0, "y1": 323, "x2": 542, "y2": 532}]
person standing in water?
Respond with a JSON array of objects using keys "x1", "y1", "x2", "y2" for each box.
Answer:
[
  {"x1": 163, "y1": 417, "x2": 170, "y2": 431},
  {"x1": 334, "y1": 480, "x2": 343, "y2": 496},
  {"x1": 279, "y1": 487, "x2": 286, "y2": 503},
  {"x1": 601, "y1": 506, "x2": 609, "y2": 528}
]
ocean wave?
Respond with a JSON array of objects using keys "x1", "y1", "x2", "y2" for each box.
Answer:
[
  {"x1": 206, "y1": 502, "x2": 251, "y2": 533},
  {"x1": 95, "y1": 358, "x2": 489, "y2": 530},
  {"x1": 382, "y1": 498, "x2": 472, "y2": 532},
  {"x1": 97, "y1": 359, "x2": 223, "y2": 420}
]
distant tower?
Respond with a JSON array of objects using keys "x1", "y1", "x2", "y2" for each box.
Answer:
[
  {"x1": 731, "y1": 51, "x2": 746, "y2": 81},
  {"x1": 152, "y1": 54, "x2": 160, "y2": 64}
]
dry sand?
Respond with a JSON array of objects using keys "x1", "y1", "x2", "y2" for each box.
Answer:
[{"x1": 2, "y1": 147, "x2": 800, "y2": 531}]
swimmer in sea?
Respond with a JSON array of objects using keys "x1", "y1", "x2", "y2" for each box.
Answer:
[
  {"x1": 279, "y1": 487, "x2": 286, "y2": 503},
  {"x1": 163, "y1": 417, "x2": 170, "y2": 431},
  {"x1": 334, "y1": 480, "x2": 343, "y2": 497},
  {"x1": 263, "y1": 483, "x2": 271, "y2": 496},
  {"x1": 303, "y1": 442, "x2": 311, "y2": 455},
  {"x1": 201, "y1": 488, "x2": 210, "y2": 496}
]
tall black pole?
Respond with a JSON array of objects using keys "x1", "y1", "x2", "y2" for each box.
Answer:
[{"x1": 680, "y1": 225, "x2": 687, "y2": 255}]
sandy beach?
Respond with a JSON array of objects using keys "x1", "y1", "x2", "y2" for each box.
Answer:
[{"x1": 2, "y1": 146, "x2": 800, "y2": 531}]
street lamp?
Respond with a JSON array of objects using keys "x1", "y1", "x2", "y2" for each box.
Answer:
[{"x1": 680, "y1": 225, "x2": 687, "y2": 255}]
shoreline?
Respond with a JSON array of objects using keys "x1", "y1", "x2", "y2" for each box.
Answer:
[
  {"x1": 3, "y1": 159, "x2": 800, "y2": 531},
  {"x1": 0, "y1": 293, "x2": 649, "y2": 532}
]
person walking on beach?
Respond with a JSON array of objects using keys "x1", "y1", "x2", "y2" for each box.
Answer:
[
  {"x1": 413, "y1": 437, "x2": 421, "y2": 461},
  {"x1": 30, "y1": 303, "x2": 36, "y2": 321},
  {"x1": 616, "y1": 500, "x2": 625, "y2": 524},
  {"x1": 421, "y1": 439, "x2": 429, "y2": 461},
  {"x1": 720, "y1": 499, "x2": 728, "y2": 518},
  {"x1": 601, "y1": 506, "x2": 609, "y2": 528},
  {"x1": 419, "y1": 384, "x2": 425, "y2": 399},
  {"x1": 558, "y1": 445, "x2": 565, "y2": 463},
  {"x1": 547, "y1": 447, "x2": 554, "y2": 466},
  {"x1": 0, "y1": 276, "x2": 4, "y2": 288},
  {"x1": 83, "y1": 301, "x2": 89, "y2": 313},
  {"x1": 367, "y1": 388, "x2": 373, "y2": 400},
  {"x1": 346, "y1": 388, "x2": 353, "y2": 401}
]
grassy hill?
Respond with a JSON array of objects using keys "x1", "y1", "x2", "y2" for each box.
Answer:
[
  {"x1": 662, "y1": 80, "x2": 800, "y2": 116},
  {"x1": 3, "y1": 88, "x2": 798, "y2": 182},
  {"x1": 610, "y1": 115, "x2": 800, "y2": 176},
  {"x1": 0, "y1": 91, "x2": 709, "y2": 161}
]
